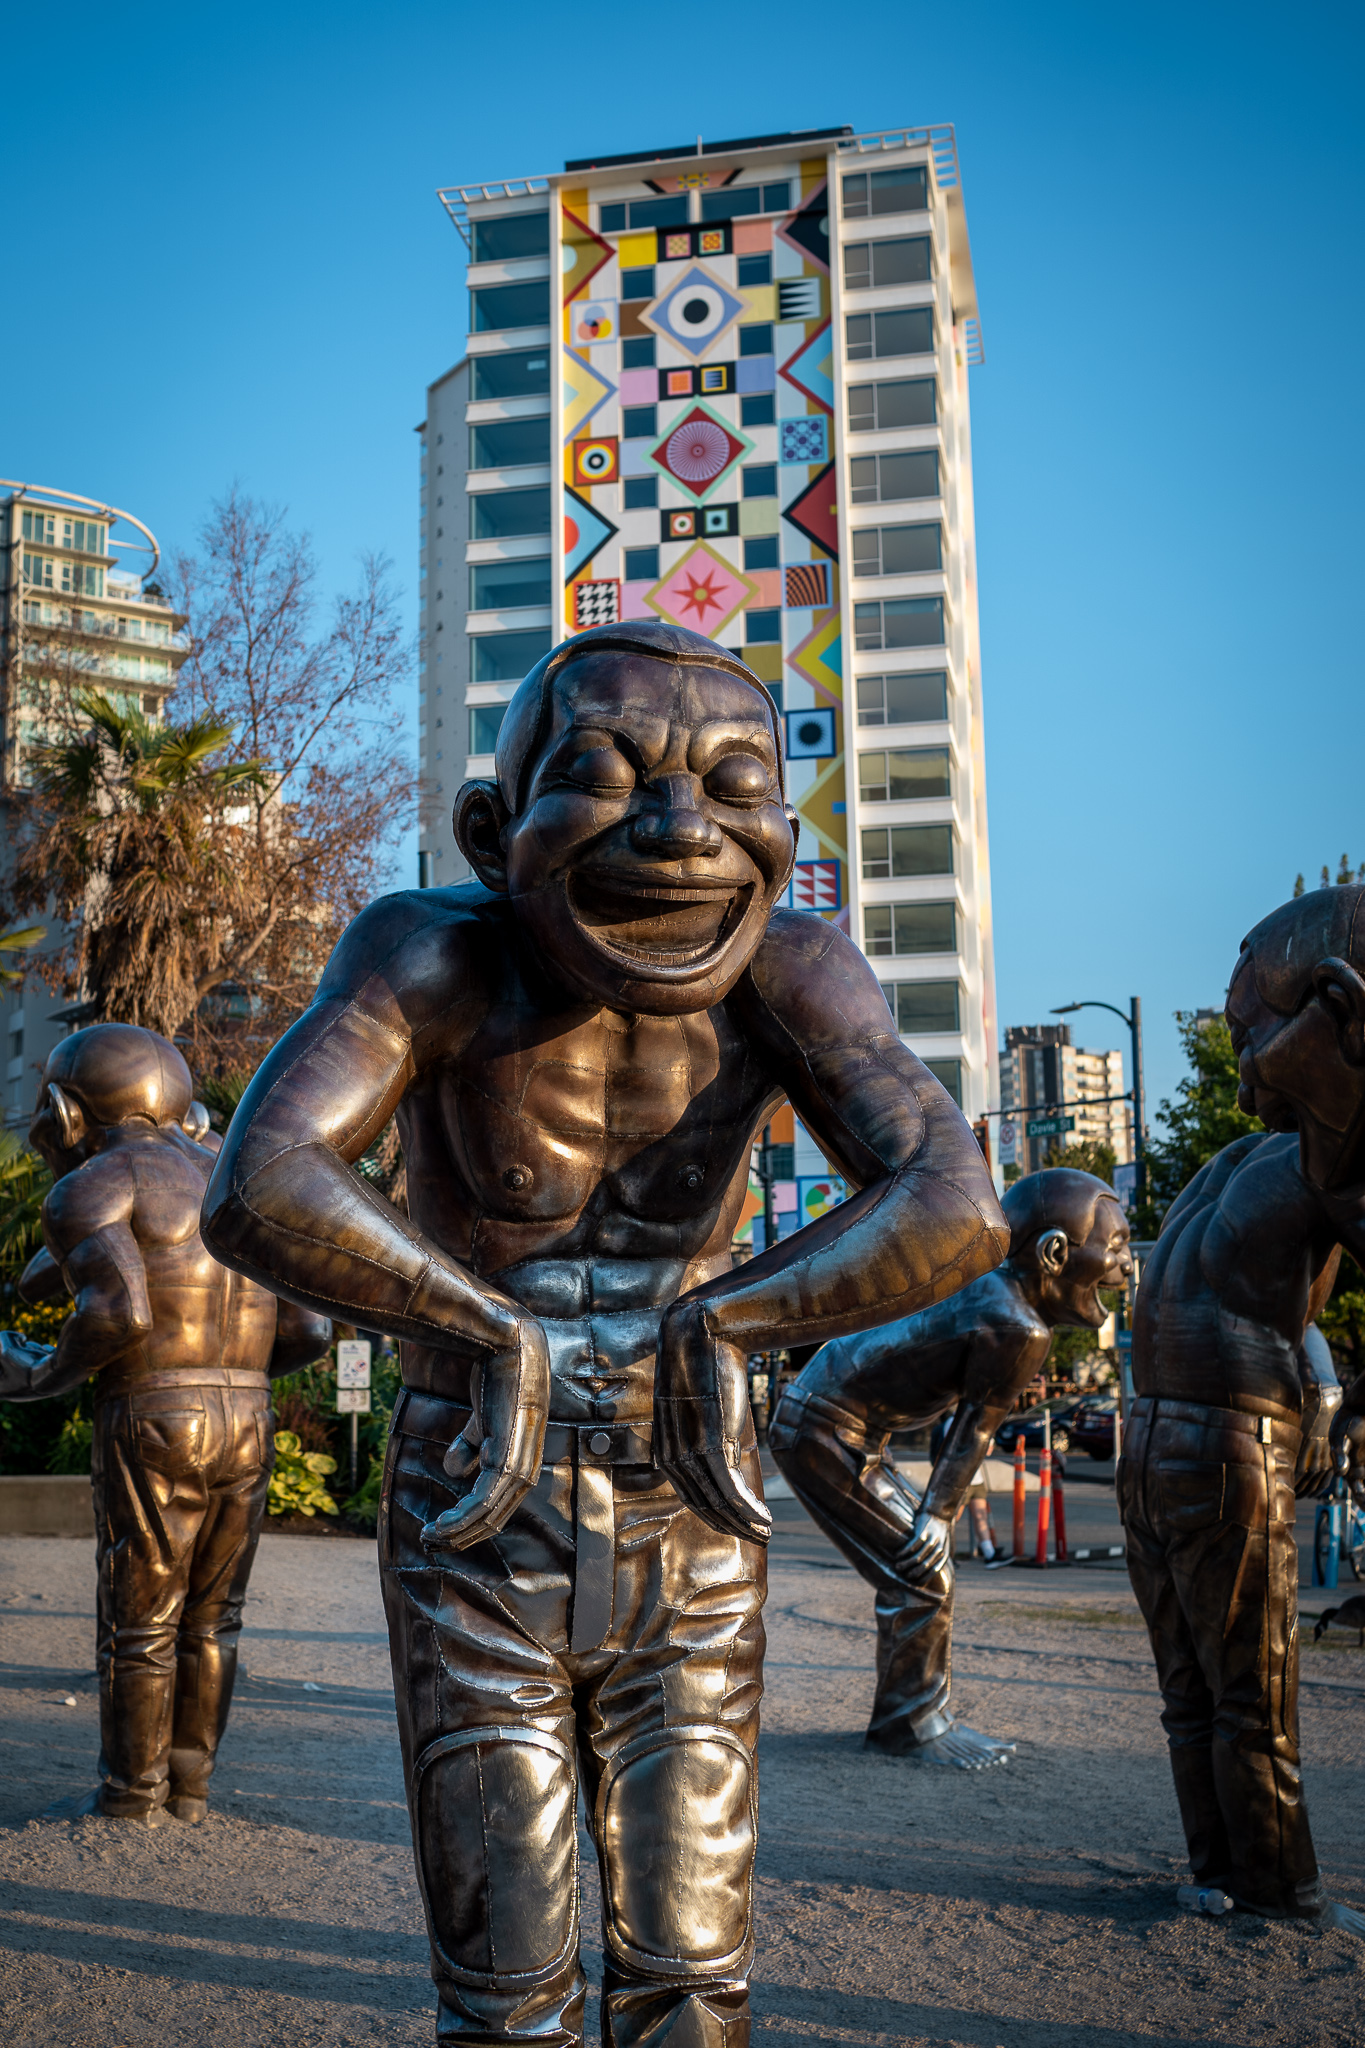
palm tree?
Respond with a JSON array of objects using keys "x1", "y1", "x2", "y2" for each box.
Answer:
[
  {"x1": 0, "y1": 925, "x2": 45, "y2": 987},
  {"x1": 0, "y1": 1129, "x2": 51, "y2": 1284},
  {"x1": 8, "y1": 693, "x2": 267, "y2": 1043}
]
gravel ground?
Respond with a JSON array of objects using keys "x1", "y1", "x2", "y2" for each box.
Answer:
[{"x1": 0, "y1": 1483, "x2": 1362, "y2": 2048}]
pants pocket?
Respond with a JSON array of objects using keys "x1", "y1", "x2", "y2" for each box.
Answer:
[
  {"x1": 1154, "y1": 1460, "x2": 1225, "y2": 1532},
  {"x1": 131, "y1": 1402, "x2": 206, "y2": 1473}
]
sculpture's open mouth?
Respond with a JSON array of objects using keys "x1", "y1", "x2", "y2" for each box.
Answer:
[{"x1": 567, "y1": 870, "x2": 750, "y2": 970}]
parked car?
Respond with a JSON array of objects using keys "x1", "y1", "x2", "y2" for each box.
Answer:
[
  {"x1": 1069, "y1": 1396, "x2": 1119, "y2": 1460},
  {"x1": 994, "y1": 1400, "x2": 1087, "y2": 1456}
]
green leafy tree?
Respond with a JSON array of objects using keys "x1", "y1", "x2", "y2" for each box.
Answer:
[
  {"x1": 1040, "y1": 1136, "x2": 1118, "y2": 1185},
  {"x1": 1132, "y1": 1012, "x2": 1260, "y2": 1237}
]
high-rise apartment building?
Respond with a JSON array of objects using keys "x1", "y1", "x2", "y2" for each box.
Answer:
[
  {"x1": 998, "y1": 1023, "x2": 1134, "y2": 1177},
  {"x1": 419, "y1": 122, "x2": 996, "y2": 1119},
  {"x1": 0, "y1": 481, "x2": 187, "y2": 1119}
]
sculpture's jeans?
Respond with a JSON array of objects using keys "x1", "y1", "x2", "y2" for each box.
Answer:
[
  {"x1": 380, "y1": 1389, "x2": 765, "y2": 2048},
  {"x1": 91, "y1": 1370, "x2": 274, "y2": 1815},
  {"x1": 1119, "y1": 1395, "x2": 1324, "y2": 1918},
  {"x1": 768, "y1": 1391, "x2": 952, "y2": 1752}
]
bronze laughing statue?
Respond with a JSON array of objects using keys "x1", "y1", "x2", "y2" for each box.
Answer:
[
  {"x1": 0, "y1": 1023, "x2": 332, "y2": 1825},
  {"x1": 770, "y1": 1168, "x2": 1130, "y2": 1768},
  {"x1": 200, "y1": 622, "x2": 1007, "y2": 2048},
  {"x1": 1123, "y1": 884, "x2": 1365, "y2": 1932}
]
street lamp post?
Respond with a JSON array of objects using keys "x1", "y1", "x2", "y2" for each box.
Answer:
[{"x1": 1050, "y1": 996, "x2": 1147, "y2": 1207}]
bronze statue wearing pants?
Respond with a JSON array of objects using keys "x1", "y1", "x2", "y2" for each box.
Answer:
[
  {"x1": 201, "y1": 622, "x2": 1007, "y2": 2047},
  {"x1": 0, "y1": 1024, "x2": 331, "y2": 1824},
  {"x1": 1124, "y1": 884, "x2": 1365, "y2": 1930},
  {"x1": 771, "y1": 1169, "x2": 1130, "y2": 1767}
]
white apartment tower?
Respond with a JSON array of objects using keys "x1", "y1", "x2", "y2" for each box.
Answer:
[
  {"x1": 998, "y1": 1023, "x2": 1135, "y2": 1178},
  {"x1": 419, "y1": 123, "x2": 997, "y2": 1121}
]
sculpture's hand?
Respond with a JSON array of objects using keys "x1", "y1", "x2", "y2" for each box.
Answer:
[
  {"x1": 1330, "y1": 1405, "x2": 1365, "y2": 1511},
  {"x1": 895, "y1": 1507, "x2": 954, "y2": 1584},
  {"x1": 654, "y1": 1300, "x2": 771, "y2": 1545},
  {"x1": 1295, "y1": 1427, "x2": 1336, "y2": 1500},
  {"x1": 420, "y1": 1317, "x2": 551, "y2": 1551},
  {"x1": 0, "y1": 1331, "x2": 56, "y2": 1400}
]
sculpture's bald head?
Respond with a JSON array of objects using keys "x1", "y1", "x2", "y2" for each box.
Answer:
[
  {"x1": 1002, "y1": 1167, "x2": 1131, "y2": 1330},
  {"x1": 454, "y1": 622, "x2": 797, "y2": 1015},
  {"x1": 1227, "y1": 885, "x2": 1365, "y2": 1191},
  {"x1": 29, "y1": 1023, "x2": 193, "y2": 1175}
]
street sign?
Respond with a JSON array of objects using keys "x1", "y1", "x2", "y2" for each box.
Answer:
[
  {"x1": 336, "y1": 1386, "x2": 372, "y2": 1414},
  {"x1": 1025, "y1": 1114, "x2": 1075, "y2": 1139},
  {"x1": 337, "y1": 1339, "x2": 372, "y2": 1390}
]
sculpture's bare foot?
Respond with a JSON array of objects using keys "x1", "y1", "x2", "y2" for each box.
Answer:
[
  {"x1": 869, "y1": 1722, "x2": 1015, "y2": 1770},
  {"x1": 43, "y1": 1787, "x2": 172, "y2": 1825},
  {"x1": 167, "y1": 1795, "x2": 209, "y2": 1825}
]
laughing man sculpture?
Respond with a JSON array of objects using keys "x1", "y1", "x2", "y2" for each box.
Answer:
[
  {"x1": 770, "y1": 1167, "x2": 1131, "y2": 1767},
  {"x1": 200, "y1": 622, "x2": 1008, "y2": 2047}
]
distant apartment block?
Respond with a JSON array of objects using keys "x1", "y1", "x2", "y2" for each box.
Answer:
[
  {"x1": 418, "y1": 122, "x2": 997, "y2": 1121},
  {"x1": 998, "y1": 1023, "x2": 1134, "y2": 1178},
  {"x1": 0, "y1": 481, "x2": 187, "y2": 1119}
]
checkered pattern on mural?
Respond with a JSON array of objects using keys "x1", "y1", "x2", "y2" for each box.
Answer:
[{"x1": 572, "y1": 579, "x2": 620, "y2": 628}]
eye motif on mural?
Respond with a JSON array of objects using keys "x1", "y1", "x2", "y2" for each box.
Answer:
[
  {"x1": 641, "y1": 263, "x2": 745, "y2": 358},
  {"x1": 661, "y1": 503, "x2": 738, "y2": 542},
  {"x1": 644, "y1": 541, "x2": 756, "y2": 638},
  {"x1": 569, "y1": 299, "x2": 617, "y2": 346},
  {"x1": 648, "y1": 403, "x2": 752, "y2": 503},
  {"x1": 572, "y1": 436, "x2": 619, "y2": 486}
]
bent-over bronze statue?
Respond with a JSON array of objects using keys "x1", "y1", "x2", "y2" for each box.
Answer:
[
  {"x1": 201, "y1": 622, "x2": 1007, "y2": 2047},
  {"x1": 771, "y1": 1168, "x2": 1130, "y2": 1767},
  {"x1": 0, "y1": 1024, "x2": 331, "y2": 1824}
]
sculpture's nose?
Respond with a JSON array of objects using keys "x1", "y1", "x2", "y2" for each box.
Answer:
[{"x1": 630, "y1": 775, "x2": 723, "y2": 858}]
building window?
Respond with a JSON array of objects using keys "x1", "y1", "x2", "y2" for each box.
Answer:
[
  {"x1": 858, "y1": 746, "x2": 951, "y2": 803},
  {"x1": 470, "y1": 558, "x2": 552, "y2": 611},
  {"x1": 845, "y1": 307, "x2": 936, "y2": 361},
  {"x1": 740, "y1": 394, "x2": 775, "y2": 428},
  {"x1": 739, "y1": 323, "x2": 774, "y2": 357},
  {"x1": 852, "y1": 524, "x2": 942, "y2": 576},
  {"x1": 471, "y1": 348, "x2": 551, "y2": 400},
  {"x1": 22, "y1": 553, "x2": 53, "y2": 588},
  {"x1": 745, "y1": 609, "x2": 781, "y2": 643},
  {"x1": 624, "y1": 546, "x2": 659, "y2": 582},
  {"x1": 848, "y1": 377, "x2": 937, "y2": 434},
  {"x1": 863, "y1": 901, "x2": 957, "y2": 956},
  {"x1": 854, "y1": 597, "x2": 945, "y2": 650},
  {"x1": 877, "y1": 980, "x2": 961, "y2": 1035},
  {"x1": 737, "y1": 253, "x2": 772, "y2": 287},
  {"x1": 624, "y1": 476, "x2": 658, "y2": 509},
  {"x1": 849, "y1": 452, "x2": 940, "y2": 506},
  {"x1": 622, "y1": 405, "x2": 657, "y2": 439},
  {"x1": 742, "y1": 464, "x2": 777, "y2": 498},
  {"x1": 469, "y1": 703, "x2": 509, "y2": 753},
  {"x1": 627, "y1": 196, "x2": 689, "y2": 229},
  {"x1": 856, "y1": 671, "x2": 948, "y2": 726},
  {"x1": 471, "y1": 486, "x2": 552, "y2": 539},
  {"x1": 21, "y1": 511, "x2": 55, "y2": 544},
  {"x1": 469, "y1": 418, "x2": 551, "y2": 470},
  {"x1": 762, "y1": 182, "x2": 791, "y2": 213},
  {"x1": 622, "y1": 336, "x2": 656, "y2": 368},
  {"x1": 472, "y1": 212, "x2": 550, "y2": 263},
  {"x1": 470, "y1": 281, "x2": 551, "y2": 332},
  {"x1": 924, "y1": 1057, "x2": 962, "y2": 1104},
  {"x1": 861, "y1": 824, "x2": 955, "y2": 878},
  {"x1": 843, "y1": 165, "x2": 930, "y2": 219},
  {"x1": 621, "y1": 266, "x2": 655, "y2": 300},
  {"x1": 843, "y1": 237, "x2": 933, "y2": 293},
  {"x1": 744, "y1": 536, "x2": 779, "y2": 570},
  {"x1": 471, "y1": 629, "x2": 552, "y2": 682}
]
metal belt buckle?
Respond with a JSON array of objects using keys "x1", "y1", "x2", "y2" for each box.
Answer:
[{"x1": 1259, "y1": 1415, "x2": 1273, "y2": 1444}]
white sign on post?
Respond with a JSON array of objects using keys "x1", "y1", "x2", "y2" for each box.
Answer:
[
  {"x1": 337, "y1": 1386, "x2": 371, "y2": 1414},
  {"x1": 337, "y1": 1339, "x2": 372, "y2": 1415}
]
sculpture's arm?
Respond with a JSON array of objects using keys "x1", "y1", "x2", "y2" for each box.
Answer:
[
  {"x1": 1295, "y1": 1322, "x2": 1341, "y2": 1498},
  {"x1": 0, "y1": 1158, "x2": 150, "y2": 1402},
  {"x1": 17, "y1": 1245, "x2": 66, "y2": 1306},
  {"x1": 201, "y1": 895, "x2": 549, "y2": 1548},
  {"x1": 656, "y1": 914, "x2": 1009, "y2": 1540},
  {"x1": 268, "y1": 1301, "x2": 335, "y2": 1380}
]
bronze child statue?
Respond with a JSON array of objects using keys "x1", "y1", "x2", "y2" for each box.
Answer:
[
  {"x1": 1123, "y1": 884, "x2": 1365, "y2": 1931},
  {"x1": 0, "y1": 1023, "x2": 331, "y2": 1825},
  {"x1": 201, "y1": 621, "x2": 1007, "y2": 2048},
  {"x1": 770, "y1": 1167, "x2": 1130, "y2": 1767}
]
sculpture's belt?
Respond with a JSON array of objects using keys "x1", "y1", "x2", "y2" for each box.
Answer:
[
  {"x1": 1129, "y1": 1395, "x2": 1300, "y2": 1448},
  {"x1": 95, "y1": 1364, "x2": 271, "y2": 1405},
  {"x1": 393, "y1": 1388, "x2": 654, "y2": 1654}
]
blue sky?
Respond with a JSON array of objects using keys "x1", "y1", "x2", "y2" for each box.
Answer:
[{"x1": 6, "y1": 0, "x2": 1362, "y2": 1115}]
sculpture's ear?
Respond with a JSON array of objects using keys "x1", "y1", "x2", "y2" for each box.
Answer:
[
  {"x1": 1311, "y1": 957, "x2": 1365, "y2": 1067},
  {"x1": 1032, "y1": 1226, "x2": 1070, "y2": 1278},
  {"x1": 453, "y1": 780, "x2": 511, "y2": 894},
  {"x1": 47, "y1": 1082, "x2": 86, "y2": 1152}
]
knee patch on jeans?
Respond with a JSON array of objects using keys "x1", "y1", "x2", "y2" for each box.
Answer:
[
  {"x1": 412, "y1": 1725, "x2": 578, "y2": 1988},
  {"x1": 597, "y1": 1726, "x2": 755, "y2": 1981}
]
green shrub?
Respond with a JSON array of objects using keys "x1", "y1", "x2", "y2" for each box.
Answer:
[
  {"x1": 47, "y1": 1409, "x2": 93, "y2": 1474},
  {"x1": 268, "y1": 1429, "x2": 338, "y2": 1517},
  {"x1": 344, "y1": 1454, "x2": 384, "y2": 1531}
]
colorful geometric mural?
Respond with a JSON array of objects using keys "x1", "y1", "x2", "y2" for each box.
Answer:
[
  {"x1": 644, "y1": 542, "x2": 755, "y2": 637},
  {"x1": 562, "y1": 348, "x2": 615, "y2": 442},
  {"x1": 779, "y1": 319, "x2": 836, "y2": 413},
  {"x1": 648, "y1": 403, "x2": 752, "y2": 502},
  {"x1": 779, "y1": 416, "x2": 829, "y2": 465},
  {"x1": 561, "y1": 204, "x2": 613, "y2": 304},
  {"x1": 572, "y1": 437, "x2": 619, "y2": 486},
  {"x1": 641, "y1": 263, "x2": 745, "y2": 358},
  {"x1": 783, "y1": 463, "x2": 840, "y2": 558},
  {"x1": 564, "y1": 487, "x2": 618, "y2": 582},
  {"x1": 572, "y1": 579, "x2": 620, "y2": 627}
]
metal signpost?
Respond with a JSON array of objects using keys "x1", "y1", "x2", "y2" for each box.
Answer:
[{"x1": 336, "y1": 1337, "x2": 372, "y2": 1496}]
